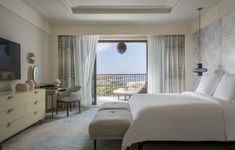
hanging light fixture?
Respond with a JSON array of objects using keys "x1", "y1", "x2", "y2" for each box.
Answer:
[
  {"x1": 116, "y1": 42, "x2": 127, "y2": 54},
  {"x1": 193, "y1": 8, "x2": 208, "y2": 76}
]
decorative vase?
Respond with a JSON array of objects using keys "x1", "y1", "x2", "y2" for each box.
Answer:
[
  {"x1": 25, "y1": 80, "x2": 35, "y2": 90},
  {"x1": 15, "y1": 83, "x2": 30, "y2": 91}
]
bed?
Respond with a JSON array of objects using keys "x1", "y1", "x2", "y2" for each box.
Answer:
[{"x1": 122, "y1": 73, "x2": 235, "y2": 150}]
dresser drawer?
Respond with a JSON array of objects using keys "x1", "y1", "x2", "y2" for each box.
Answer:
[
  {"x1": 0, "y1": 106, "x2": 25, "y2": 126},
  {"x1": 25, "y1": 110, "x2": 44, "y2": 127},
  {"x1": 25, "y1": 99, "x2": 45, "y2": 115},
  {"x1": 0, "y1": 111, "x2": 4, "y2": 125},
  {"x1": 0, "y1": 117, "x2": 25, "y2": 142},
  {"x1": 1, "y1": 92, "x2": 28, "y2": 110},
  {"x1": 24, "y1": 90, "x2": 45, "y2": 105},
  {"x1": 34, "y1": 90, "x2": 45, "y2": 100}
]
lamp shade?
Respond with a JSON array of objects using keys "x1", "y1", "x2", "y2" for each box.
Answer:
[{"x1": 193, "y1": 63, "x2": 208, "y2": 76}]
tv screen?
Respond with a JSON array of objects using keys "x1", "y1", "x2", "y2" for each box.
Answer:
[{"x1": 0, "y1": 38, "x2": 21, "y2": 80}]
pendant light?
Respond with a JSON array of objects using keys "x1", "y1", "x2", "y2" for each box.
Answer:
[
  {"x1": 117, "y1": 42, "x2": 127, "y2": 54},
  {"x1": 193, "y1": 8, "x2": 208, "y2": 76}
]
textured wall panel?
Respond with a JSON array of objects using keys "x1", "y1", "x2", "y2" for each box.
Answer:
[{"x1": 192, "y1": 10, "x2": 235, "y2": 89}]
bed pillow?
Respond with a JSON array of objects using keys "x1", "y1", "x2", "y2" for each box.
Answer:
[
  {"x1": 213, "y1": 74, "x2": 235, "y2": 100},
  {"x1": 196, "y1": 73, "x2": 223, "y2": 95}
]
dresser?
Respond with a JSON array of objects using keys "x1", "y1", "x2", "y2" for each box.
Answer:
[{"x1": 0, "y1": 89, "x2": 45, "y2": 149}]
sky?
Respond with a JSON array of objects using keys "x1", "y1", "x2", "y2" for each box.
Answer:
[{"x1": 96, "y1": 42, "x2": 146, "y2": 74}]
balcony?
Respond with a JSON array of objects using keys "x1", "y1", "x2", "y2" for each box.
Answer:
[{"x1": 96, "y1": 74, "x2": 147, "y2": 97}]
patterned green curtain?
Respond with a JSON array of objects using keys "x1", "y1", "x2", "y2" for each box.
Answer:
[
  {"x1": 58, "y1": 36, "x2": 76, "y2": 88},
  {"x1": 148, "y1": 35, "x2": 185, "y2": 93},
  {"x1": 161, "y1": 35, "x2": 185, "y2": 93}
]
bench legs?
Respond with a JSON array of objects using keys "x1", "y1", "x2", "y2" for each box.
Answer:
[
  {"x1": 93, "y1": 140, "x2": 136, "y2": 150},
  {"x1": 125, "y1": 143, "x2": 142, "y2": 150},
  {"x1": 94, "y1": 140, "x2": 96, "y2": 150},
  {"x1": 138, "y1": 143, "x2": 143, "y2": 150}
]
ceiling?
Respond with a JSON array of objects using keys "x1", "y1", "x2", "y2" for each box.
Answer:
[{"x1": 22, "y1": 0, "x2": 220, "y2": 25}]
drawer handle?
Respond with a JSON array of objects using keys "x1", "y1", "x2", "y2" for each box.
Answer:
[
  {"x1": 34, "y1": 91, "x2": 39, "y2": 94},
  {"x1": 7, "y1": 108, "x2": 14, "y2": 113},
  {"x1": 7, "y1": 96, "x2": 14, "y2": 100},
  {"x1": 7, "y1": 122, "x2": 11, "y2": 127},
  {"x1": 34, "y1": 101, "x2": 39, "y2": 104},
  {"x1": 34, "y1": 111, "x2": 38, "y2": 115}
]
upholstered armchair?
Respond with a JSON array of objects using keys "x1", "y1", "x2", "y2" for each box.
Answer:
[{"x1": 56, "y1": 85, "x2": 81, "y2": 117}]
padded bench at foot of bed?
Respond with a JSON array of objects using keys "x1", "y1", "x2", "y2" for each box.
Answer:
[
  {"x1": 98, "y1": 102, "x2": 130, "y2": 111},
  {"x1": 89, "y1": 109, "x2": 132, "y2": 150}
]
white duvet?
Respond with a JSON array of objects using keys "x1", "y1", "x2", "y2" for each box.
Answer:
[{"x1": 122, "y1": 92, "x2": 235, "y2": 150}]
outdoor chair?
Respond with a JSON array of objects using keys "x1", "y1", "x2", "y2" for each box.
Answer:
[{"x1": 113, "y1": 82, "x2": 147, "y2": 100}]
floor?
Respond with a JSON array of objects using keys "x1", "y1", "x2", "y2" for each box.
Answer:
[
  {"x1": 2, "y1": 97, "x2": 235, "y2": 150},
  {"x1": 97, "y1": 96, "x2": 119, "y2": 106}
]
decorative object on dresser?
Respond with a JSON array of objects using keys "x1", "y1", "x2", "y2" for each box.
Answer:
[
  {"x1": 15, "y1": 83, "x2": 30, "y2": 91},
  {"x1": 25, "y1": 80, "x2": 35, "y2": 90},
  {"x1": 32, "y1": 65, "x2": 40, "y2": 87},
  {"x1": 0, "y1": 89, "x2": 46, "y2": 150},
  {"x1": 27, "y1": 66, "x2": 34, "y2": 80}
]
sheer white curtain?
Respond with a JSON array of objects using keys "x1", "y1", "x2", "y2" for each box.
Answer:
[
  {"x1": 58, "y1": 35, "x2": 98, "y2": 107},
  {"x1": 148, "y1": 35, "x2": 185, "y2": 93},
  {"x1": 74, "y1": 35, "x2": 99, "y2": 107},
  {"x1": 147, "y1": 36, "x2": 163, "y2": 93}
]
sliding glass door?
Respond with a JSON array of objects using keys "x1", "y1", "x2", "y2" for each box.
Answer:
[{"x1": 93, "y1": 40, "x2": 147, "y2": 105}]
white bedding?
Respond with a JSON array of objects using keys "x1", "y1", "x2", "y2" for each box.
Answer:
[{"x1": 122, "y1": 92, "x2": 235, "y2": 150}]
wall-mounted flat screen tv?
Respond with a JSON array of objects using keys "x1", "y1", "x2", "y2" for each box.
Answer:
[{"x1": 0, "y1": 38, "x2": 21, "y2": 80}]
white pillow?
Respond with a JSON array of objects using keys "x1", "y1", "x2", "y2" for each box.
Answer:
[
  {"x1": 213, "y1": 74, "x2": 235, "y2": 100},
  {"x1": 196, "y1": 73, "x2": 223, "y2": 95}
]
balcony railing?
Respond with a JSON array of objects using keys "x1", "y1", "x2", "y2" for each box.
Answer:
[{"x1": 96, "y1": 74, "x2": 147, "y2": 96}]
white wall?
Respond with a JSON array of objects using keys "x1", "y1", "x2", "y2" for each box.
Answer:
[
  {"x1": 191, "y1": 0, "x2": 235, "y2": 33},
  {"x1": 0, "y1": 0, "x2": 51, "y2": 33},
  {"x1": 52, "y1": 23, "x2": 193, "y2": 90},
  {"x1": 0, "y1": 3, "x2": 52, "y2": 91}
]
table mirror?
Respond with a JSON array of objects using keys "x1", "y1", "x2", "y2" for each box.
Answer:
[{"x1": 32, "y1": 65, "x2": 40, "y2": 86}]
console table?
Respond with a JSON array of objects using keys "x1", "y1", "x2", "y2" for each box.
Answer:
[{"x1": 45, "y1": 88, "x2": 66, "y2": 118}]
